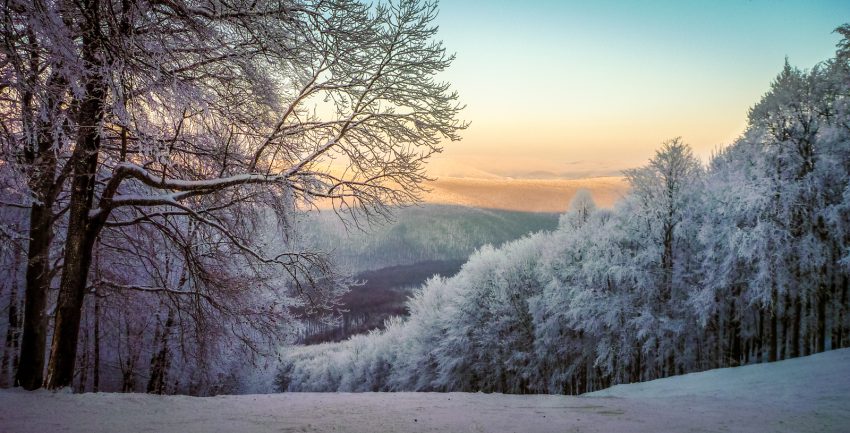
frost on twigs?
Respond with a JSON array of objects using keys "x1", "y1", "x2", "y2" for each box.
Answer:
[{"x1": 0, "y1": 0, "x2": 465, "y2": 393}]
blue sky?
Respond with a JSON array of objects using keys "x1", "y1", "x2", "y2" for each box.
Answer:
[{"x1": 428, "y1": 0, "x2": 850, "y2": 178}]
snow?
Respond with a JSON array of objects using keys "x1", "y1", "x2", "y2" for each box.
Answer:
[{"x1": 1, "y1": 348, "x2": 848, "y2": 433}]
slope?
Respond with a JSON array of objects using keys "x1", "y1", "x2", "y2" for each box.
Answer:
[{"x1": 0, "y1": 348, "x2": 847, "y2": 433}]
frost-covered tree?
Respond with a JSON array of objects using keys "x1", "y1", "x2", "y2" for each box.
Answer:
[
  {"x1": 0, "y1": 2, "x2": 77, "y2": 388},
  {"x1": 624, "y1": 138, "x2": 701, "y2": 306},
  {"x1": 1, "y1": 0, "x2": 465, "y2": 391},
  {"x1": 559, "y1": 189, "x2": 596, "y2": 229},
  {"x1": 0, "y1": 165, "x2": 27, "y2": 387},
  {"x1": 580, "y1": 138, "x2": 704, "y2": 381}
]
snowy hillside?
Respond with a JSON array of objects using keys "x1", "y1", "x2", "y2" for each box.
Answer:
[
  {"x1": 1, "y1": 349, "x2": 848, "y2": 433},
  {"x1": 587, "y1": 347, "x2": 850, "y2": 401}
]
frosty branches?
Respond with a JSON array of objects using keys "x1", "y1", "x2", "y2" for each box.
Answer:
[{"x1": 0, "y1": 0, "x2": 465, "y2": 391}]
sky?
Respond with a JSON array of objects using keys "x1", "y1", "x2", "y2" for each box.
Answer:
[{"x1": 428, "y1": 0, "x2": 850, "y2": 179}]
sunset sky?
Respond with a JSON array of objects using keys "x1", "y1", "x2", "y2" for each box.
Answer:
[{"x1": 427, "y1": 0, "x2": 849, "y2": 180}]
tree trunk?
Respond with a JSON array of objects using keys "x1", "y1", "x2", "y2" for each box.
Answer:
[
  {"x1": 16, "y1": 55, "x2": 70, "y2": 390},
  {"x1": 666, "y1": 351, "x2": 675, "y2": 377},
  {"x1": 839, "y1": 275, "x2": 850, "y2": 347},
  {"x1": 791, "y1": 298, "x2": 801, "y2": 358},
  {"x1": 803, "y1": 300, "x2": 811, "y2": 357},
  {"x1": 632, "y1": 345, "x2": 641, "y2": 383},
  {"x1": 757, "y1": 309, "x2": 764, "y2": 362},
  {"x1": 695, "y1": 335, "x2": 703, "y2": 370},
  {"x1": 16, "y1": 106, "x2": 62, "y2": 390},
  {"x1": 2, "y1": 277, "x2": 20, "y2": 387},
  {"x1": 729, "y1": 301, "x2": 741, "y2": 367},
  {"x1": 93, "y1": 290, "x2": 100, "y2": 392},
  {"x1": 780, "y1": 294, "x2": 790, "y2": 360},
  {"x1": 77, "y1": 308, "x2": 89, "y2": 393},
  {"x1": 146, "y1": 310, "x2": 173, "y2": 395},
  {"x1": 121, "y1": 321, "x2": 138, "y2": 393},
  {"x1": 769, "y1": 306, "x2": 778, "y2": 362},
  {"x1": 46, "y1": 222, "x2": 100, "y2": 389},
  {"x1": 817, "y1": 292, "x2": 826, "y2": 353},
  {"x1": 715, "y1": 309, "x2": 723, "y2": 368},
  {"x1": 44, "y1": 13, "x2": 106, "y2": 388},
  {"x1": 838, "y1": 274, "x2": 848, "y2": 349},
  {"x1": 16, "y1": 203, "x2": 53, "y2": 390},
  {"x1": 577, "y1": 366, "x2": 583, "y2": 394}
]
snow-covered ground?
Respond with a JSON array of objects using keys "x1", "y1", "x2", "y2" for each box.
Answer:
[{"x1": 1, "y1": 349, "x2": 848, "y2": 433}]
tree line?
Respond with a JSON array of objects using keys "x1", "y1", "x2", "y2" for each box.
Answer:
[{"x1": 277, "y1": 31, "x2": 850, "y2": 393}]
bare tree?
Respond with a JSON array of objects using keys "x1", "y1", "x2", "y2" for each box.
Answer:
[{"x1": 2, "y1": 0, "x2": 464, "y2": 390}]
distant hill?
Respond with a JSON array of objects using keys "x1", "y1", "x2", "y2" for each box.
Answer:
[
  {"x1": 299, "y1": 204, "x2": 561, "y2": 273},
  {"x1": 300, "y1": 259, "x2": 465, "y2": 344}
]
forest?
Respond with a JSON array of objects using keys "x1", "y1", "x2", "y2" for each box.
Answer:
[{"x1": 276, "y1": 40, "x2": 850, "y2": 394}]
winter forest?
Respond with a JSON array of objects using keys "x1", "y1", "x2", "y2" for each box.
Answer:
[
  {"x1": 1, "y1": 0, "x2": 850, "y2": 431},
  {"x1": 277, "y1": 51, "x2": 850, "y2": 393}
]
